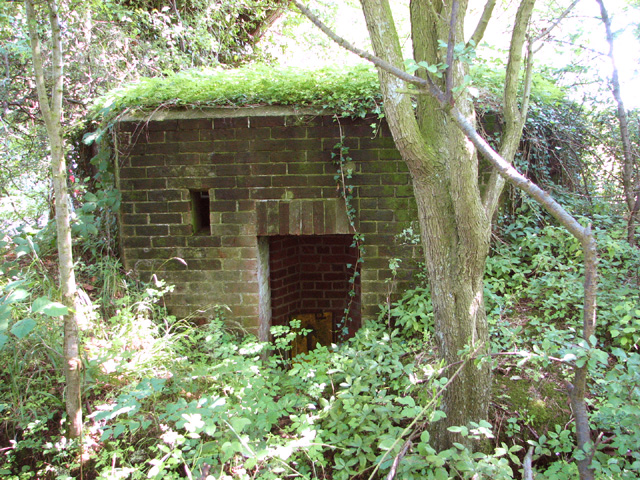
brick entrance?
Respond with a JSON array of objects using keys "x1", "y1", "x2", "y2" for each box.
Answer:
[{"x1": 268, "y1": 235, "x2": 361, "y2": 341}]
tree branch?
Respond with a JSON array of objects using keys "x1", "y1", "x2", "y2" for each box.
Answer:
[
  {"x1": 292, "y1": 1, "x2": 444, "y2": 101},
  {"x1": 468, "y1": 0, "x2": 496, "y2": 47},
  {"x1": 444, "y1": 0, "x2": 459, "y2": 104},
  {"x1": 520, "y1": 40, "x2": 534, "y2": 122},
  {"x1": 25, "y1": 0, "x2": 53, "y2": 131},
  {"x1": 482, "y1": 0, "x2": 535, "y2": 218},
  {"x1": 596, "y1": 0, "x2": 637, "y2": 244}
]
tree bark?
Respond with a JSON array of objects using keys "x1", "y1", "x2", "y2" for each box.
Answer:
[{"x1": 25, "y1": 0, "x2": 83, "y2": 439}]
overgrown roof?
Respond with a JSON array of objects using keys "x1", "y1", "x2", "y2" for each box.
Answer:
[
  {"x1": 93, "y1": 64, "x2": 383, "y2": 120},
  {"x1": 89, "y1": 63, "x2": 585, "y2": 192}
]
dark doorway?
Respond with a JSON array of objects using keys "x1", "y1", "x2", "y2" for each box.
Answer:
[{"x1": 267, "y1": 235, "x2": 361, "y2": 348}]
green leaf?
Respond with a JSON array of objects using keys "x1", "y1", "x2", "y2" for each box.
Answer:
[
  {"x1": 435, "y1": 467, "x2": 449, "y2": 480},
  {"x1": 0, "y1": 334, "x2": 8, "y2": 349},
  {"x1": 83, "y1": 130, "x2": 104, "y2": 145},
  {"x1": 32, "y1": 297, "x2": 68, "y2": 317},
  {"x1": 396, "y1": 396, "x2": 415, "y2": 407},
  {"x1": 82, "y1": 202, "x2": 97, "y2": 213},
  {"x1": 0, "y1": 305, "x2": 10, "y2": 329},
  {"x1": 430, "y1": 410, "x2": 446, "y2": 422},
  {"x1": 113, "y1": 423, "x2": 126, "y2": 438},
  {"x1": 378, "y1": 437, "x2": 396, "y2": 451},
  {"x1": 229, "y1": 417, "x2": 251, "y2": 434},
  {"x1": 447, "y1": 426, "x2": 468, "y2": 435},
  {"x1": 11, "y1": 318, "x2": 36, "y2": 339},
  {"x1": 5, "y1": 288, "x2": 29, "y2": 304}
]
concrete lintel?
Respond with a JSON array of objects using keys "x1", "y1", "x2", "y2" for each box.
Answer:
[{"x1": 120, "y1": 105, "x2": 324, "y2": 123}]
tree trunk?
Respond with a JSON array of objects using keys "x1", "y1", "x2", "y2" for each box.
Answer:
[
  {"x1": 25, "y1": 0, "x2": 83, "y2": 439},
  {"x1": 356, "y1": 0, "x2": 491, "y2": 448},
  {"x1": 410, "y1": 0, "x2": 492, "y2": 447},
  {"x1": 595, "y1": 0, "x2": 639, "y2": 246}
]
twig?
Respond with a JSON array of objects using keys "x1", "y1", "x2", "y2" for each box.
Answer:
[
  {"x1": 523, "y1": 446, "x2": 534, "y2": 480},
  {"x1": 385, "y1": 436, "x2": 415, "y2": 480}
]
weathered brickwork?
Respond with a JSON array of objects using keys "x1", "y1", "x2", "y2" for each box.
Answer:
[{"x1": 116, "y1": 109, "x2": 420, "y2": 339}]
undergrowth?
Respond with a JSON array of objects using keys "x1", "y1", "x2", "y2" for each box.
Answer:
[{"x1": 2, "y1": 198, "x2": 640, "y2": 479}]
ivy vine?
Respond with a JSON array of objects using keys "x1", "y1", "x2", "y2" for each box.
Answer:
[{"x1": 331, "y1": 117, "x2": 365, "y2": 341}]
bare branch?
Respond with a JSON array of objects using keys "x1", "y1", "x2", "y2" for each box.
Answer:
[
  {"x1": 444, "y1": 0, "x2": 459, "y2": 104},
  {"x1": 532, "y1": 0, "x2": 582, "y2": 45},
  {"x1": 385, "y1": 437, "x2": 414, "y2": 480},
  {"x1": 468, "y1": 0, "x2": 496, "y2": 47}
]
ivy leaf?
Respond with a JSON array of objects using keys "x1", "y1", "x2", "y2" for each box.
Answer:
[{"x1": 11, "y1": 318, "x2": 37, "y2": 339}]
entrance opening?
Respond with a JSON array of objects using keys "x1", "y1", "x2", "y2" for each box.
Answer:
[{"x1": 267, "y1": 235, "x2": 361, "y2": 350}]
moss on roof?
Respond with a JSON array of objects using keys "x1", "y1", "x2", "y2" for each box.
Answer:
[{"x1": 93, "y1": 64, "x2": 383, "y2": 119}]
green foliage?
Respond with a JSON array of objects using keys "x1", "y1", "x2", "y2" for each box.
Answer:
[
  {"x1": 331, "y1": 138, "x2": 366, "y2": 338},
  {"x1": 93, "y1": 64, "x2": 383, "y2": 119},
  {"x1": 70, "y1": 142, "x2": 121, "y2": 257},
  {"x1": 382, "y1": 285, "x2": 433, "y2": 342},
  {"x1": 484, "y1": 199, "x2": 640, "y2": 478},
  {"x1": 472, "y1": 59, "x2": 566, "y2": 110},
  {"x1": 92, "y1": 58, "x2": 581, "y2": 124}
]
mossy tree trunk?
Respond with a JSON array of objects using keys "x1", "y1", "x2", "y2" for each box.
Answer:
[{"x1": 358, "y1": 0, "x2": 536, "y2": 448}]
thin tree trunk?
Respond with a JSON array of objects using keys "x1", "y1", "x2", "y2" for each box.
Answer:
[
  {"x1": 596, "y1": 0, "x2": 638, "y2": 246},
  {"x1": 25, "y1": 0, "x2": 83, "y2": 439}
]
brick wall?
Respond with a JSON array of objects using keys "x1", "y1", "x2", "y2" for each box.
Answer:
[{"x1": 116, "y1": 108, "x2": 420, "y2": 339}]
